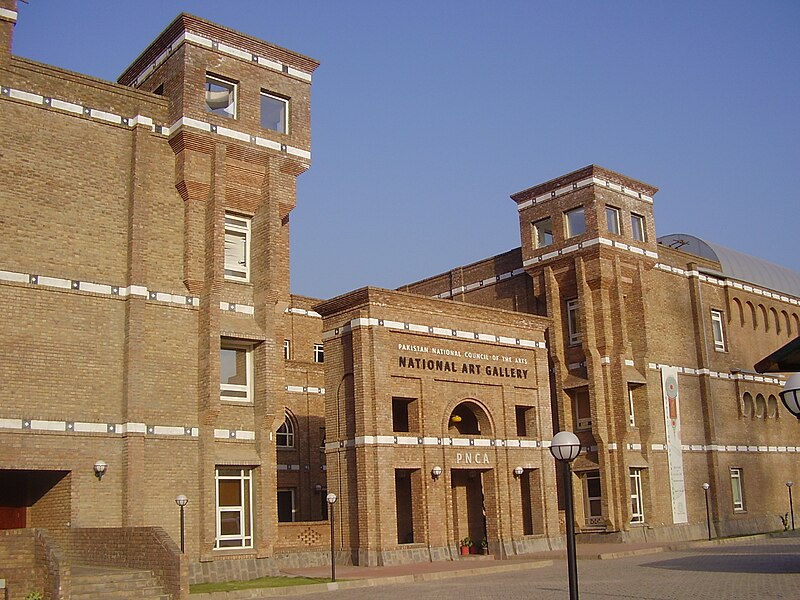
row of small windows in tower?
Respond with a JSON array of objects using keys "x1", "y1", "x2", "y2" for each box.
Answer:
[
  {"x1": 205, "y1": 73, "x2": 289, "y2": 133},
  {"x1": 532, "y1": 205, "x2": 646, "y2": 249},
  {"x1": 283, "y1": 340, "x2": 324, "y2": 363}
]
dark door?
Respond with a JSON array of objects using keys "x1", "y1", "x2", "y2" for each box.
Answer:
[{"x1": 0, "y1": 506, "x2": 26, "y2": 529}]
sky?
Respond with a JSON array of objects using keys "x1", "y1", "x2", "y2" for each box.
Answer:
[{"x1": 11, "y1": 1, "x2": 800, "y2": 300}]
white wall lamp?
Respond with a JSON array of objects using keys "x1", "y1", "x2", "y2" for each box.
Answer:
[
  {"x1": 513, "y1": 466, "x2": 524, "y2": 478},
  {"x1": 93, "y1": 460, "x2": 107, "y2": 480},
  {"x1": 431, "y1": 465, "x2": 443, "y2": 480},
  {"x1": 779, "y1": 373, "x2": 800, "y2": 419}
]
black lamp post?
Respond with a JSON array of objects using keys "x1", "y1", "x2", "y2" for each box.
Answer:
[
  {"x1": 549, "y1": 431, "x2": 582, "y2": 600},
  {"x1": 326, "y1": 492, "x2": 338, "y2": 582},
  {"x1": 175, "y1": 494, "x2": 188, "y2": 553},
  {"x1": 702, "y1": 483, "x2": 711, "y2": 540},
  {"x1": 787, "y1": 481, "x2": 795, "y2": 531}
]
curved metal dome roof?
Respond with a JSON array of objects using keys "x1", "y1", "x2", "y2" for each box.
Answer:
[{"x1": 658, "y1": 233, "x2": 800, "y2": 298}]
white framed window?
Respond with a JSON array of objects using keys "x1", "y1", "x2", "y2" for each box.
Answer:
[
  {"x1": 630, "y1": 468, "x2": 645, "y2": 523},
  {"x1": 205, "y1": 74, "x2": 237, "y2": 118},
  {"x1": 276, "y1": 412, "x2": 295, "y2": 448},
  {"x1": 283, "y1": 339, "x2": 291, "y2": 360},
  {"x1": 220, "y1": 340, "x2": 253, "y2": 403},
  {"x1": 260, "y1": 91, "x2": 288, "y2": 134},
  {"x1": 628, "y1": 385, "x2": 636, "y2": 427},
  {"x1": 277, "y1": 488, "x2": 296, "y2": 522},
  {"x1": 711, "y1": 309, "x2": 726, "y2": 351},
  {"x1": 583, "y1": 470, "x2": 603, "y2": 527},
  {"x1": 566, "y1": 298, "x2": 581, "y2": 345},
  {"x1": 532, "y1": 217, "x2": 554, "y2": 249},
  {"x1": 224, "y1": 213, "x2": 250, "y2": 281},
  {"x1": 565, "y1": 206, "x2": 586, "y2": 238},
  {"x1": 574, "y1": 388, "x2": 592, "y2": 431},
  {"x1": 730, "y1": 468, "x2": 745, "y2": 511},
  {"x1": 631, "y1": 213, "x2": 646, "y2": 242},
  {"x1": 215, "y1": 467, "x2": 253, "y2": 549},
  {"x1": 606, "y1": 206, "x2": 621, "y2": 235},
  {"x1": 313, "y1": 343, "x2": 324, "y2": 363}
]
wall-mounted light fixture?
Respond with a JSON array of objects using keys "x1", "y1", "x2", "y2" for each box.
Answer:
[
  {"x1": 93, "y1": 460, "x2": 107, "y2": 480},
  {"x1": 513, "y1": 466, "x2": 524, "y2": 478},
  {"x1": 431, "y1": 465, "x2": 443, "y2": 480},
  {"x1": 314, "y1": 484, "x2": 323, "y2": 493}
]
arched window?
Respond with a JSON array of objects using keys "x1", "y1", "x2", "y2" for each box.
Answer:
[
  {"x1": 770, "y1": 307, "x2": 780, "y2": 334},
  {"x1": 755, "y1": 394, "x2": 767, "y2": 419},
  {"x1": 794, "y1": 313, "x2": 800, "y2": 336},
  {"x1": 742, "y1": 392, "x2": 754, "y2": 419},
  {"x1": 759, "y1": 305, "x2": 769, "y2": 332},
  {"x1": 276, "y1": 411, "x2": 295, "y2": 448},
  {"x1": 783, "y1": 311, "x2": 791, "y2": 336},
  {"x1": 767, "y1": 395, "x2": 779, "y2": 419},
  {"x1": 447, "y1": 400, "x2": 493, "y2": 437},
  {"x1": 733, "y1": 297, "x2": 745, "y2": 327},
  {"x1": 747, "y1": 302, "x2": 757, "y2": 330}
]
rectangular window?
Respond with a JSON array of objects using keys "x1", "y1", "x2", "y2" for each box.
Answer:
[
  {"x1": 606, "y1": 206, "x2": 621, "y2": 235},
  {"x1": 711, "y1": 310, "x2": 726, "y2": 351},
  {"x1": 573, "y1": 388, "x2": 591, "y2": 430},
  {"x1": 277, "y1": 488, "x2": 295, "y2": 522},
  {"x1": 260, "y1": 91, "x2": 288, "y2": 133},
  {"x1": 565, "y1": 206, "x2": 586, "y2": 238},
  {"x1": 224, "y1": 213, "x2": 250, "y2": 281},
  {"x1": 215, "y1": 467, "x2": 253, "y2": 549},
  {"x1": 314, "y1": 343, "x2": 324, "y2": 363},
  {"x1": 584, "y1": 470, "x2": 603, "y2": 527},
  {"x1": 630, "y1": 468, "x2": 645, "y2": 523},
  {"x1": 532, "y1": 217, "x2": 554, "y2": 248},
  {"x1": 631, "y1": 213, "x2": 646, "y2": 242},
  {"x1": 283, "y1": 339, "x2": 291, "y2": 360},
  {"x1": 392, "y1": 397, "x2": 419, "y2": 432},
  {"x1": 205, "y1": 74, "x2": 237, "y2": 118},
  {"x1": 628, "y1": 386, "x2": 636, "y2": 427},
  {"x1": 566, "y1": 298, "x2": 581, "y2": 345},
  {"x1": 515, "y1": 405, "x2": 534, "y2": 437},
  {"x1": 220, "y1": 341, "x2": 252, "y2": 403},
  {"x1": 730, "y1": 468, "x2": 745, "y2": 511}
]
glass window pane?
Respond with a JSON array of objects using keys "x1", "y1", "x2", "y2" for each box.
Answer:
[
  {"x1": 606, "y1": 206, "x2": 620, "y2": 234},
  {"x1": 261, "y1": 93, "x2": 287, "y2": 133},
  {"x1": 533, "y1": 218, "x2": 553, "y2": 248},
  {"x1": 218, "y1": 479, "x2": 241, "y2": 507},
  {"x1": 220, "y1": 348, "x2": 247, "y2": 385},
  {"x1": 219, "y1": 510, "x2": 241, "y2": 535},
  {"x1": 565, "y1": 207, "x2": 585, "y2": 238},
  {"x1": 631, "y1": 214, "x2": 646, "y2": 242},
  {"x1": 205, "y1": 76, "x2": 236, "y2": 118}
]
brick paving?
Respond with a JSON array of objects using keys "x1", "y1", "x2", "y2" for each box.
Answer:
[{"x1": 273, "y1": 534, "x2": 800, "y2": 599}]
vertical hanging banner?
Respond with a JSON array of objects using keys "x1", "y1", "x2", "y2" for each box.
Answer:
[{"x1": 661, "y1": 366, "x2": 688, "y2": 523}]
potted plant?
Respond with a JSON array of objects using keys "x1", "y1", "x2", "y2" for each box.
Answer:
[
  {"x1": 480, "y1": 538, "x2": 489, "y2": 555},
  {"x1": 459, "y1": 536, "x2": 473, "y2": 556}
]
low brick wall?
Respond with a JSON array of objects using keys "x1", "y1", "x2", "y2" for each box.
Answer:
[
  {"x1": 273, "y1": 521, "x2": 330, "y2": 550},
  {"x1": 54, "y1": 527, "x2": 187, "y2": 600},
  {"x1": 0, "y1": 529, "x2": 66, "y2": 600}
]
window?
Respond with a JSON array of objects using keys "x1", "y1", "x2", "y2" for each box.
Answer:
[
  {"x1": 260, "y1": 91, "x2": 288, "y2": 133},
  {"x1": 573, "y1": 388, "x2": 591, "y2": 430},
  {"x1": 566, "y1": 298, "x2": 581, "y2": 345},
  {"x1": 215, "y1": 467, "x2": 253, "y2": 549},
  {"x1": 277, "y1": 489, "x2": 296, "y2": 522},
  {"x1": 711, "y1": 309, "x2": 726, "y2": 351},
  {"x1": 224, "y1": 213, "x2": 250, "y2": 281},
  {"x1": 276, "y1": 412, "x2": 295, "y2": 448},
  {"x1": 584, "y1": 471, "x2": 603, "y2": 527},
  {"x1": 606, "y1": 206, "x2": 620, "y2": 235},
  {"x1": 220, "y1": 341, "x2": 252, "y2": 402},
  {"x1": 628, "y1": 386, "x2": 636, "y2": 427},
  {"x1": 515, "y1": 405, "x2": 534, "y2": 437},
  {"x1": 283, "y1": 339, "x2": 291, "y2": 360},
  {"x1": 630, "y1": 468, "x2": 645, "y2": 523},
  {"x1": 314, "y1": 343, "x2": 324, "y2": 363},
  {"x1": 564, "y1": 206, "x2": 586, "y2": 238},
  {"x1": 730, "y1": 468, "x2": 745, "y2": 511},
  {"x1": 392, "y1": 397, "x2": 419, "y2": 432},
  {"x1": 631, "y1": 213, "x2": 646, "y2": 242},
  {"x1": 319, "y1": 427, "x2": 326, "y2": 452},
  {"x1": 532, "y1": 217, "x2": 554, "y2": 248},
  {"x1": 205, "y1": 74, "x2": 237, "y2": 118}
]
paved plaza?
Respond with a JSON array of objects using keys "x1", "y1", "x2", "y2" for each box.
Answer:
[{"x1": 294, "y1": 535, "x2": 800, "y2": 600}]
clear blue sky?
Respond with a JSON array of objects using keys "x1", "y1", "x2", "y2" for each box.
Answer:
[{"x1": 11, "y1": 1, "x2": 800, "y2": 299}]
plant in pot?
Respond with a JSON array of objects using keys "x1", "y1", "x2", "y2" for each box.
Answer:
[
  {"x1": 480, "y1": 538, "x2": 489, "y2": 555},
  {"x1": 459, "y1": 536, "x2": 473, "y2": 556}
]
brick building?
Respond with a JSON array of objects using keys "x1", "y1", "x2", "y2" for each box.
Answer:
[{"x1": 1, "y1": 4, "x2": 799, "y2": 596}]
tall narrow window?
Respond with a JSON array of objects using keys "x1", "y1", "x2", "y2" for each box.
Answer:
[
  {"x1": 630, "y1": 468, "x2": 644, "y2": 523},
  {"x1": 215, "y1": 467, "x2": 253, "y2": 548},
  {"x1": 564, "y1": 206, "x2": 586, "y2": 238},
  {"x1": 628, "y1": 386, "x2": 636, "y2": 427},
  {"x1": 224, "y1": 213, "x2": 250, "y2": 281},
  {"x1": 313, "y1": 343, "x2": 324, "y2": 363},
  {"x1": 711, "y1": 309, "x2": 726, "y2": 351},
  {"x1": 277, "y1": 489, "x2": 296, "y2": 522},
  {"x1": 205, "y1": 74, "x2": 237, "y2": 118},
  {"x1": 730, "y1": 468, "x2": 745, "y2": 511},
  {"x1": 220, "y1": 341, "x2": 252, "y2": 402},
  {"x1": 260, "y1": 91, "x2": 288, "y2": 133},
  {"x1": 276, "y1": 412, "x2": 295, "y2": 448},
  {"x1": 584, "y1": 471, "x2": 603, "y2": 527},
  {"x1": 574, "y1": 389, "x2": 591, "y2": 430},
  {"x1": 631, "y1": 213, "x2": 646, "y2": 242},
  {"x1": 283, "y1": 339, "x2": 291, "y2": 360},
  {"x1": 532, "y1": 217, "x2": 554, "y2": 248},
  {"x1": 515, "y1": 405, "x2": 535, "y2": 437},
  {"x1": 606, "y1": 206, "x2": 621, "y2": 235},
  {"x1": 566, "y1": 298, "x2": 581, "y2": 345}
]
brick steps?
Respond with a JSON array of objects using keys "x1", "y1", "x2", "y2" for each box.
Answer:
[{"x1": 70, "y1": 565, "x2": 168, "y2": 600}]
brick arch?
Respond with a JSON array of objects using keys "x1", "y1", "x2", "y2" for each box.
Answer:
[
  {"x1": 759, "y1": 304, "x2": 769, "y2": 332},
  {"x1": 445, "y1": 398, "x2": 495, "y2": 438},
  {"x1": 741, "y1": 392, "x2": 754, "y2": 419},
  {"x1": 747, "y1": 301, "x2": 758, "y2": 330},
  {"x1": 755, "y1": 393, "x2": 767, "y2": 419},
  {"x1": 733, "y1": 297, "x2": 745, "y2": 327},
  {"x1": 770, "y1": 307, "x2": 780, "y2": 334},
  {"x1": 783, "y1": 310, "x2": 792, "y2": 337},
  {"x1": 767, "y1": 395, "x2": 779, "y2": 419}
]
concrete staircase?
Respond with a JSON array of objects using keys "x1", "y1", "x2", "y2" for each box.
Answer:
[{"x1": 70, "y1": 564, "x2": 169, "y2": 600}]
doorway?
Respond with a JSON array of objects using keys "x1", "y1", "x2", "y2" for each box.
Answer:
[
  {"x1": 451, "y1": 469, "x2": 486, "y2": 546},
  {"x1": 0, "y1": 470, "x2": 71, "y2": 529}
]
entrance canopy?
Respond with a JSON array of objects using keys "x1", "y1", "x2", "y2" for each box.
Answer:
[{"x1": 754, "y1": 336, "x2": 800, "y2": 373}]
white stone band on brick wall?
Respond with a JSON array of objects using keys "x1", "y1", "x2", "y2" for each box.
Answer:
[
  {"x1": 433, "y1": 267, "x2": 526, "y2": 300},
  {"x1": 0, "y1": 418, "x2": 198, "y2": 437},
  {"x1": 516, "y1": 177, "x2": 654, "y2": 212},
  {"x1": 648, "y1": 362, "x2": 785, "y2": 387},
  {"x1": 522, "y1": 236, "x2": 658, "y2": 269},
  {"x1": 0, "y1": 8, "x2": 17, "y2": 22}
]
